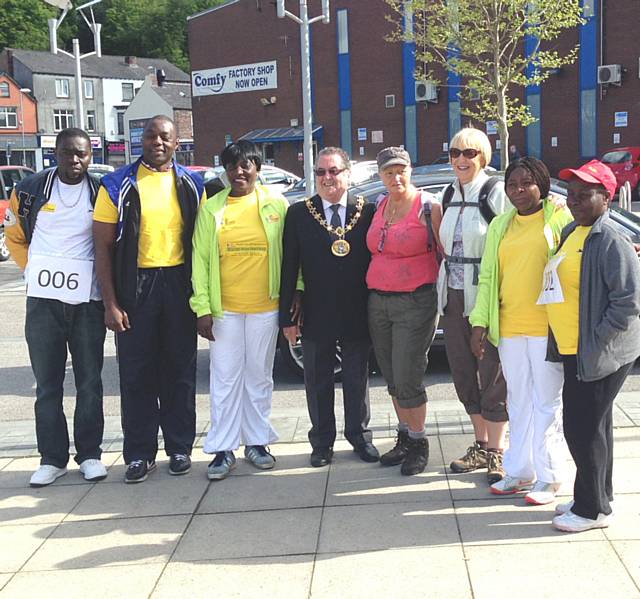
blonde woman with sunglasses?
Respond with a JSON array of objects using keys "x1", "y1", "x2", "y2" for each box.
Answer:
[{"x1": 437, "y1": 127, "x2": 511, "y2": 485}]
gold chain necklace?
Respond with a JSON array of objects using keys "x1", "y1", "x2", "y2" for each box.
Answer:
[{"x1": 305, "y1": 196, "x2": 365, "y2": 257}]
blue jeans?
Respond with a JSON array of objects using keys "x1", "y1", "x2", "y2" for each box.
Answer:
[{"x1": 25, "y1": 297, "x2": 106, "y2": 468}]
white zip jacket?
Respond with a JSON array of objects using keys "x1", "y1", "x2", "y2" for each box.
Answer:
[{"x1": 436, "y1": 171, "x2": 510, "y2": 316}]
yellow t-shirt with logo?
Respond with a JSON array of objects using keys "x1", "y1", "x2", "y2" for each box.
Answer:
[
  {"x1": 498, "y1": 210, "x2": 549, "y2": 337},
  {"x1": 219, "y1": 192, "x2": 278, "y2": 313},
  {"x1": 546, "y1": 226, "x2": 591, "y2": 355},
  {"x1": 93, "y1": 164, "x2": 185, "y2": 267}
]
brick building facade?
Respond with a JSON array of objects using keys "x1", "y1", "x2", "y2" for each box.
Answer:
[{"x1": 188, "y1": 0, "x2": 640, "y2": 177}]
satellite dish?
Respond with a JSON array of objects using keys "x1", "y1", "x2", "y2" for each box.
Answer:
[{"x1": 43, "y1": 0, "x2": 73, "y2": 9}]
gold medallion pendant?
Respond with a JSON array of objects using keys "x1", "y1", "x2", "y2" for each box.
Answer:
[{"x1": 331, "y1": 238, "x2": 351, "y2": 257}]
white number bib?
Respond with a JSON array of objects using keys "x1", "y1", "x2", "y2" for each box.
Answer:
[
  {"x1": 27, "y1": 254, "x2": 93, "y2": 303},
  {"x1": 536, "y1": 253, "x2": 566, "y2": 305}
]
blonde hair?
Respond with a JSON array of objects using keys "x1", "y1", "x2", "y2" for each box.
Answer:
[{"x1": 449, "y1": 127, "x2": 492, "y2": 167}]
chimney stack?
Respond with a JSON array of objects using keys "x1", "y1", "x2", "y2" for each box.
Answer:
[
  {"x1": 125, "y1": 56, "x2": 137, "y2": 66},
  {"x1": 156, "y1": 68, "x2": 166, "y2": 86}
]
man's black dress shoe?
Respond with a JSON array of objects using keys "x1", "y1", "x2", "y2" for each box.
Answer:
[
  {"x1": 310, "y1": 447, "x2": 333, "y2": 467},
  {"x1": 354, "y1": 442, "x2": 380, "y2": 463}
]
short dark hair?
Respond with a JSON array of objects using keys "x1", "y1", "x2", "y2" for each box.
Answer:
[
  {"x1": 317, "y1": 146, "x2": 350, "y2": 170},
  {"x1": 220, "y1": 140, "x2": 262, "y2": 171},
  {"x1": 505, "y1": 156, "x2": 551, "y2": 199},
  {"x1": 144, "y1": 114, "x2": 175, "y2": 133},
  {"x1": 55, "y1": 128, "x2": 91, "y2": 150}
]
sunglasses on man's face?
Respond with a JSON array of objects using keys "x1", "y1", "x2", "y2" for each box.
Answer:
[
  {"x1": 314, "y1": 167, "x2": 346, "y2": 177},
  {"x1": 448, "y1": 148, "x2": 481, "y2": 159}
]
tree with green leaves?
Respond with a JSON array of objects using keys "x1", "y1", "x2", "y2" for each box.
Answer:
[
  {"x1": 0, "y1": 0, "x2": 76, "y2": 53},
  {"x1": 385, "y1": 0, "x2": 584, "y2": 168}
]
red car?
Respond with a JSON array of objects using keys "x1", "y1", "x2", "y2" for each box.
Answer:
[{"x1": 601, "y1": 147, "x2": 640, "y2": 198}]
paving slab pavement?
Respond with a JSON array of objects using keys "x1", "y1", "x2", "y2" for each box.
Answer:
[{"x1": 0, "y1": 434, "x2": 639, "y2": 598}]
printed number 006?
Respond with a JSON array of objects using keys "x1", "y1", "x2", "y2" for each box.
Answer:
[{"x1": 37, "y1": 269, "x2": 79, "y2": 290}]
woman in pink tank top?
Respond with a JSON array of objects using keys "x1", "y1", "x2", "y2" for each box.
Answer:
[{"x1": 366, "y1": 147, "x2": 442, "y2": 476}]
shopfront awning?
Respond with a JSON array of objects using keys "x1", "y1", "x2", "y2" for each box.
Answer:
[{"x1": 239, "y1": 125, "x2": 323, "y2": 144}]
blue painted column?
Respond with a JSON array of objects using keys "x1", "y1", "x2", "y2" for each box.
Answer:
[
  {"x1": 336, "y1": 9, "x2": 352, "y2": 157},
  {"x1": 402, "y1": 4, "x2": 418, "y2": 162},
  {"x1": 447, "y1": 48, "x2": 461, "y2": 141},
  {"x1": 579, "y1": 0, "x2": 598, "y2": 158},
  {"x1": 525, "y1": 33, "x2": 542, "y2": 158}
]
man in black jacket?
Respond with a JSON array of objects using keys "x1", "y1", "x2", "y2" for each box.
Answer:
[
  {"x1": 279, "y1": 147, "x2": 378, "y2": 467},
  {"x1": 93, "y1": 115, "x2": 205, "y2": 483},
  {"x1": 5, "y1": 128, "x2": 107, "y2": 487}
]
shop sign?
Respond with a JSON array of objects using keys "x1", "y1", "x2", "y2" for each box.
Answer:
[{"x1": 192, "y1": 61, "x2": 277, "y2": 97}]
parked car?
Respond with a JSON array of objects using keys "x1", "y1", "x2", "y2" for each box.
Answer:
[
  {"x1": 191, "y1": 164, "x2": 300, "y2": 197},
  {"x1": 600, "y1": 147, "x2": 640, "y2": 198},
  {"x1": 283, "y1": 160, "x2": 379, "y2": 204},
  {"x1": 0, "y1": 166, "x2": 34, "y2": 262},
  {"x1": 87, "y1": 163, "x2": 115, "y2": 179},
  {"x1": 277, "y1": 170, "x2": 640, "y2": 378}
]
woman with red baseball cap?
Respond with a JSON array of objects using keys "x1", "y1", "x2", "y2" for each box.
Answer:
[{"x1": 544, "y1": 160, "x2": 640, "y2": 532}]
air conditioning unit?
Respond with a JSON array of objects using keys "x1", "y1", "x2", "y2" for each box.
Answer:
[
  {"x1": 415, "y1": 81, "x2": 438, "y2": 103},
  {"x1": 597, "y1": 64, "x2": 622, "y2": 85}
]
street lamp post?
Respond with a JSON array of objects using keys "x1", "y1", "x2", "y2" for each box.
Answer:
[
  {"x1": 19, "y1": 87, "x2": 31, "y2": 167},
  {"x1": 45, "y1": 0, "x2": 102, "y2": 131},
  {"x1": 276, "y1": 0, "x2": 330, "y2": 197}
]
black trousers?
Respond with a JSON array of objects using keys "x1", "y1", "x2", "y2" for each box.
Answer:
[
  {"x1": 302, "y1": 335, "x2": 372, "y2": 449},
  {"x1": 117, "y1": 266, "x2": 197, "y2": 463},
  {"x1": 562, "y1": 355, "x2": 633, "y2": 519}
]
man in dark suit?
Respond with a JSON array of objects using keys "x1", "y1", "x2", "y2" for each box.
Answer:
[{"x1": 279, "y1": 147, "x2": 379, "y2": 467}]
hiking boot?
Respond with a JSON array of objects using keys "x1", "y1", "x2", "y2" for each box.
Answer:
[
  {"x1": 449, "y1": 441, "x2": 488, "y2": 474},
  {"x1": 400, "y1": 437, "x2": 429, "y2": 476},
  {"x1": 380, "y1": 430, "x2": 410, "y2": 466},
  {"x1": 486, "y1": 450, "x2": 505, "y2": 484},
  {"x1": 244, "y1": 445, "x2": 276, "y2": 470}
]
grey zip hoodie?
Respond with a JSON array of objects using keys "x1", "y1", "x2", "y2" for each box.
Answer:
[{"x1": 547, "y1": 211, "x2": 640, "y2": 381}]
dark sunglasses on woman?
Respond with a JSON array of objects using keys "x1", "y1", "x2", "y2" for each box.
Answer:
[{"x1": 449, "y1": 148, "x2": 481, "y2": 159}]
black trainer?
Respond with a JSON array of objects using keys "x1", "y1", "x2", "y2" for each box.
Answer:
[
  {"x1": 380, "y1": 430, "x2": 410, "y2": 466},
  {"x1": 400, "y1": 437, "x2": 429, "y2": 476},
  {"x1": 169, "y1": 454, "x2": 192, "y2": 475},
  {"x1": 124, "y1": 459, "x2": 156, "y2": 483}
]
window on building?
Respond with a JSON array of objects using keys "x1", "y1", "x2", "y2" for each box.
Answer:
[
  {"x1": 0, "y1": 107, "x2": 18, "y2": 128},
  {"x1": 116, "y1": 110, "x2": 125, "y2": 135},
  {"x1": 385, "y1": 94, "x2": 396, "y2": 109},
  {"x1": 86, "y1": 110, "x2": 96, "y2": 132},
  {"x1": 121, "y1": 83, "x2": 134, "y2": 101},
  {"x1": 84, "y1": 79, "x2": 94, "y2": 99},
  {"x1": 55, "y1": 78, "x2": 70, "y2": 98},
  {"x1": 0, "y1": 82, "x2": 9, "y2": 97},
  {"x1": 53, "y1": 109, "x2": 74, "y2": 131}
]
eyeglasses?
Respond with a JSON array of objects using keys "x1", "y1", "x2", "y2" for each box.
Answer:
[
  {"x1": 448, "y1": 148, "x2": 481, "y2": 159},
  {"x1": 314, "y1": 167, "x2": 346, "y2": 177}
]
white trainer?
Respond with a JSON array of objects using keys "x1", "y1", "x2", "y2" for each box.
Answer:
[
  {"x1": 553, "y1": 510, "x2": 612, "y2": 533},
  {"x1": 555, "y1": 499, "x2": 614, "y2": 516},
  {"x1": 30, "y1": 465, "x2": 67, "y2": 487},
  {"x1": 79, "y1": 459, "x2": 108, "y2": 482},
  {"x1": 525, "y1": 481, "x2": 562, "y2": 505}
]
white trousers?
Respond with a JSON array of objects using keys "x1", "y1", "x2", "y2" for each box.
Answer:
[
  {"x1": 498, "y1": 336, "x2": 566, "y2": 483},
  {"x1": 203, "y1": 310, "x2": 280, "y2": 453}
]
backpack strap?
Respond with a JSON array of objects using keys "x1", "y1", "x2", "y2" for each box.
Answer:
[
  {"x1": 477, "y1": 176, "x2": 500, "y2": 224},
  {"x1": 421, "y1": 191, "x2": 443, "y2": 264},
  {"x1": 442, "y1": 183, "x2": 455, "y2": 214}
]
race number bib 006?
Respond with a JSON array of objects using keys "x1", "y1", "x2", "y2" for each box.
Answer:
[
  {"x1": 27, "y1": 254, "x2": 93, "y2": 303},
  {"x1": 536, "y1": 253, "x2": 566, "y2": 305}
]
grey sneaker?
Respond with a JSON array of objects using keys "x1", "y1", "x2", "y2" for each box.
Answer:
[
  {"x1": 449, "y1": 441, "x2": 488, "y2": 473},
  {"x1": 244, "y1": 445, "x2": 276, "y2": 470},
  {"x1": 207, "y1": 451, "x2": 236, "y2": 480}
]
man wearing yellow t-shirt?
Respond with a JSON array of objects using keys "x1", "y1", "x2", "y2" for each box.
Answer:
[{"x1": 93, "y1": 115, "x2": 205, "y2": 483}]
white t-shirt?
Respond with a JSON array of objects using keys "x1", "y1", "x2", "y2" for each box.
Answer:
[{"x1": 27, "y1": 177, "x2": 101, "y2": 302}]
